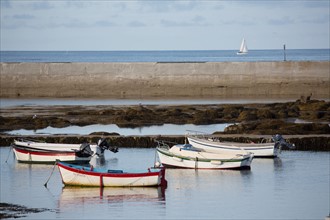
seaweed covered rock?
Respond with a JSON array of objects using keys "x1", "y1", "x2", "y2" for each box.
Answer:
[{"x1": 223, "y1": 119, "x2": 330, "y2": 135}]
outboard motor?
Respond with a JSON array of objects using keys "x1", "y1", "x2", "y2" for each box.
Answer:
[
  {"x1": 97, "y1": 138, "x2": 119, "y2": 153},
  {"x1": 272, "y1": 134, "x2": 295, "y2": 150},
  {"x1": 76, "y1": 143, "x2": 94, "y2": 157}
]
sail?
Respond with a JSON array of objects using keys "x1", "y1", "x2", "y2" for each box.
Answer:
[{"x1": 238, "y1": 38, "x2": 248, "y2": 54}]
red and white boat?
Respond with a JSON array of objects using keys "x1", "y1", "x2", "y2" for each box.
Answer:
[
  {"x1": 12, "y1": 138, "x2": 118, "y2": 164},
  {"x1": 57, "y1": 161, "x2": 167, "y2": 187}
]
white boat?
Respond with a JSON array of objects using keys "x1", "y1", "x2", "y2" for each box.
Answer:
[
  {"x1": 237, "y1": 38, "x2": 248, "y2": 55},
  {"x1": 12, "y1": 138, "x2": 118, "y2": 164},
  {"x1": 156, "y1": 142, "x2": 254, "y2": 170},
  {"x1": 57, "y1": 161, "x2": 167, "y2": 187},
  {"x1": 187, "y1": 134, "x2": 294, "y2": 158},
  {"x1": 12, "y1": 146, "x2": 93, "y2": 164}
]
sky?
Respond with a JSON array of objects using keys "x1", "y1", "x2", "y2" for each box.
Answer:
[{"x1": 1, "y1": 0, "x2": 329, "y2": 51}]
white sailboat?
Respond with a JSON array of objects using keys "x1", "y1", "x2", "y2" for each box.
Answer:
[{"x1": 237, "y1": 38, "x2": 248, "y2": 55}]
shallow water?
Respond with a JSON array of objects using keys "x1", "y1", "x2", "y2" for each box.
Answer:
[
  {"x1": 0, "y1": 147, "x2": 329, "y2": 219},
  {"x1": 0, "y1": 98, "x2": 297, "y2": 108},
  {"x1": 5, "y1": 123, "x2": 231, "y2": 136}
]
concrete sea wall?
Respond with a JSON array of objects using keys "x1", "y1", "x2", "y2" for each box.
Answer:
[{"x1": 1, "y1": 61, "x2": 329, "y2": 99}]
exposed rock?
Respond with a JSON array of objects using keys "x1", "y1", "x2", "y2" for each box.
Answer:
[
  {"x1": 0, "y1": 99, "x2": 329, "y2": 136},
  {"x1": 0, "y1": 202, "x2": 52, "y2": 219}
]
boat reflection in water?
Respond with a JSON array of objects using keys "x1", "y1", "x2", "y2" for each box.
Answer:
[{"x1": 58, "y1": 186, "x2": 166, "y2": 209}]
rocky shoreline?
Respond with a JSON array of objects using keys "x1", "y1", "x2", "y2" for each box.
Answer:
[{"x1": 0, "y1": 99, "x2": 329, "y2": 151}]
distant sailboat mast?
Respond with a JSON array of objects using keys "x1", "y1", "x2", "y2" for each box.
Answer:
[{"x1": 237, "y1": 38, "x2": 248, "y2": 55}]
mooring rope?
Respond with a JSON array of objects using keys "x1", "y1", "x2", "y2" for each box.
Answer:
[
  {"x1": 5, "y1": 145, "x2": 13, "y2": 163},
  {"x1": 44, "y1": 161, "x2": 57, "y2": 188}
]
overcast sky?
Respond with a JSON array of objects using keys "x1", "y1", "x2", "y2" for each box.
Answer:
[{"x1": 1, "y1": 0, "x2": 329, "y2": 51}]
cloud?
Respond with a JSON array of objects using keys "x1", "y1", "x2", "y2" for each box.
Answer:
[
  {"x1": 268, "y1": 16, "x2": 295, "y2": 25},
  {"x1": 160, "y1": 15, "x2": 209, "y2": 27},
  {"x1": 127, "y1": 21, "x2": 146, "y2": 27},
  {"x1": 47, "y1": 19, "x2": 117, "y2": 29},
  {"x1": 30, "y1": 1, "x2": 54, "y2": 10},
  {"x1": 94, "y1": 20, "x2": 117, "y2": 27},
  {"x1": 0, "y1": 0, "x2": 11, "y2": 8},
  {"x1": 302, "y1": 0, "x2": 330, "y2": 8},
  {"x1": 1, "y1": 0, "x2": 329, "y2": 50},
  {"x1": 62, "y1": 19, "x2": 89, "y2": 28},
  {"x1": 2, "y1": 19, "x2": 116, "y2": 30},
  {"x1": 1, "y1": 23, "x2": 25, "y2": 30},
  {"x1": 12, "y1": 14, "x2": 35, "y2": 19},
  {"x1": 302, "y1": 15, "x2": 329, "y2": 24},
  {"x1": 222, "y1": 20, "x2": 255, "y2": 26},
  {"x1": 138, "y1": 1, "x2": 198, "y2": 13},
  {"x1": 65, "y1": 1, "x2": 86, "y2": 8},
  {"x1": 160, "y1": 19, "x2": 189, "y2": 27},
  {"x1": 160, "y1": 20, "x2": 194, "y2": 27},
  {"x1": 192, "y1": 15, "x2": 205, "y2": 24},
  {"x1": 172, "y1": 1, "x2": 198, "y2": 11}
]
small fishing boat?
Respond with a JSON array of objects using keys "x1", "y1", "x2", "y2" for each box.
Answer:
[
  {"x1": 156, "y1": 141, "x2": 254, "y2": 170},
  {"x1": 187, "y1": 134, "x2": 294, "y2": 158},
  {"x1": 12, "y1": 138, "x2": 118, "y2": 164},
  {"x1": 57, "y1": 161, "x2": 167, "y2": 187}
]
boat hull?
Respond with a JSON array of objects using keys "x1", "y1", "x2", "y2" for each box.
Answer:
[
  {"x1": 57, "y1": 162, "x2": 167, "y2": 187},
  {"x1": 13, "y1": 147, "x2": 91, "y2": 164},
  {"x1": 13, "y1": 140, "x2": 101, "y2": 156},
  {"x1": 157, "y1": 145, "x2": 253, "y2": 169},
  {"x1": 187, "y1": 136, "x2": 278, "y2": 157}
]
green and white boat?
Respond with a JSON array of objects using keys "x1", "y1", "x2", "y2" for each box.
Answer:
[{"x1": 156, "y1": 142, "x2": 254, "y2": 170}]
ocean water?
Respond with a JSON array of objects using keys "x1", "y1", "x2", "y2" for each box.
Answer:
[{"x1": 1, "y1": 49, "x2": 329, "y2": 63}]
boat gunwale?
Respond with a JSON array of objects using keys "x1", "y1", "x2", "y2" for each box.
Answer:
[
  {"x1": 13, "y1": 140, "x2": 94, "y2": 152},
  {"x1": 156, "y1": 147, "x2": 251, "y2": 163},
  {"x1": 57, "y1": 162, "x2": 162, "y2": 178},
  {"x1": 187, "y1": 137, "x2": 274, "y2": 150},
  {"x1": 13, "y1": 146, "x2": 81, "y2": 156}
]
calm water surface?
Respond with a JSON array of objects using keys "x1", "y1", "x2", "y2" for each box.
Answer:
[
  {"x1": 5, "y1": 123, "x2": 231, "y2": 136},
  {"x1": 0, "y1": 98, "x2": 299, "y2": 108},
  {"x1": 0, "y1": 147, "x2": 329, "y2": 219}
]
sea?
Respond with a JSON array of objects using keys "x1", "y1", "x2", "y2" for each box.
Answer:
[{"x1": 0, "y1": 49, "x2": 329, "y2": 63}]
